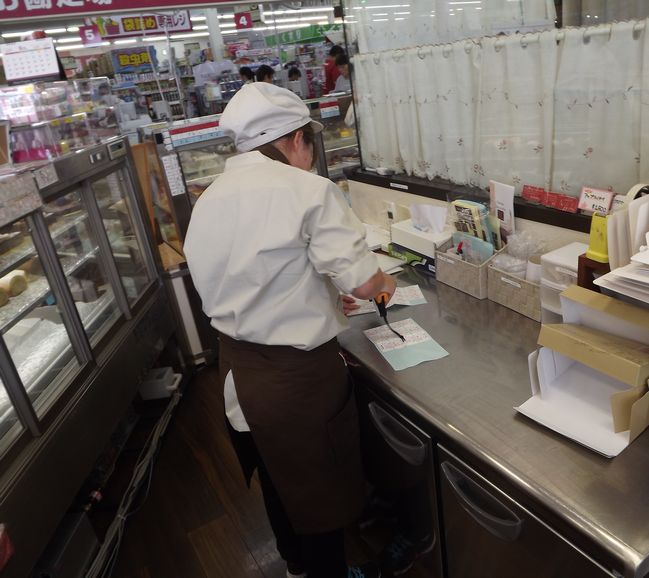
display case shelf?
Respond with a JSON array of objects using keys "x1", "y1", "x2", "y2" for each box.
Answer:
[
  {"x1": 0, "y1": 248, "x2": 100, "y2": 336},
  {"x1": 325, "y1": 138, "x2": 359, "y2": 154}
]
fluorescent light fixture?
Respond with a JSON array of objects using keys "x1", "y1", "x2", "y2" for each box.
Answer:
[
  {"x1": 141, "y1": 35, "x2": 167, "y2": 42},
  {"x1": 220, "y1": 23, "x2": 236, "y2": 28},
  {"x1": 56, "y1": 44, "x2": 84, "y2": 50},
  {"x1": 56, "y1": 36, "x2": 82, "y2": 43},
  {"x1": 394, "y1": 11, "x2": 410, "y2": 14},
  {"x1": 219, "y1": 14, "x2": 234, "y2": 19},
  {"x1": 372, "y1": 13, "x2": 388, "y2": 16},
  {"x1": 1, "y1": 31, "x2": 29, "y2": 38},
  {"x1": 395, "y1": 17, "x2": 405, "y2": 20},
  {"x1": 192, "y1": 25, "x2": 208, "y2": 30},
  {"x1": 373, "y1": 18, "x2": 389, "y2": 21},
  {"x1": 449, "y1": 1, "x2": 481, "y2": 4},
  {"x1": 264, "y1": 16, "x2": 323, "y2": 23},
  {"x1": 114, "y1": 38, "x2": 137, "y2": 44},
  {"x1": 266, "y1": 7, "x2": 333, "y2": 14},
  {"x1": 169, "y1": 32, "x2": 209, "y2": 39},
  {"x1": 44, "y1": 28, "x2": 67, "y2": 34},
  {"x1": 67, "y1": 26, "x2": 80, "y2": 32},
  {"x1": 190, "y1": 16, "x2": 206, "y2": 21},
  {"x1": 365, "y1": 4, "x2": 410, "y2": 9}
]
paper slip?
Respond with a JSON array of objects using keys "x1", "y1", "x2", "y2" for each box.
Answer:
[
  {"x1": 347, "y1": 286, "x2": 427, "y2": 316},
  {"x1": 364, "y1": 223, "x2": 390, "y2": 251},
  {"x1": 376, "y1": 253, "x2": 405, "y2": 274},
  {"x1": 364, "y1": 318, "x2": 449, "y2": 371}
]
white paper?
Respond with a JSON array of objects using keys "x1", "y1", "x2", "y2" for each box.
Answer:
[
  {"x1": 363, "y1": 223, "x2": 390, "y2": 251},
  {"x1": 410, "y1": 204, "x2": 447, "y2": 234},
  {"x1": 516, "y1": 347, "x2": 631, "y2": 457},
  {"x1": 364, "y1": 318, "x2": 449, "y2": 371},
  {"x1": 376, "y1": 253, "x2": 405, "y2": 274}
]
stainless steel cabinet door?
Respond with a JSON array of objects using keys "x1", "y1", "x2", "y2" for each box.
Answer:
[{"x1": 439, "y1": 446, "x2": 616, "y2": 578}]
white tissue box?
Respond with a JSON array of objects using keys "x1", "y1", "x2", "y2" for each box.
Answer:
[{"x1": 390, "y1": 219, "x2": 452, "y2": 259}]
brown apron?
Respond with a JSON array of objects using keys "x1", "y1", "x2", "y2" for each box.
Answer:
[{"x1": 219, "y1": 334, "x2": 365, "y2": 535}]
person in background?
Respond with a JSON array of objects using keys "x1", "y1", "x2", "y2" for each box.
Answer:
[
  {"x1": 256, "y1": 64, "x2": 276, "y2": 83},
  {"x1": 193, "y1": 49, "x2": 237, "y2": 87},
  {"x1": 288, "y1": 67, "x2": 302, "y2": 82},
  {"x1": 334, "y1": 54, "x2": 351, "y2": 93},
  {"x1": 239, "y1": 66, "x2": 255, "y2": 84},
  {"x1": 324, "y1": 45, "x2": 345, "y2": 93},
  {"x1": 184, "y1": 83, "x2": 394, "y2": 578}
]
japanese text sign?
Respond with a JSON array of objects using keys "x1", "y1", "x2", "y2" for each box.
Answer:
[
  {"x1": 578, "y1": 186, "x2": 614, "y2": 214},
  {"x1": 0, "y1": 0, "x2": 229, "y2": 21},
  {"x1": 111, "y1": 46, "x2": 157, "y2": 74},
  {"x1": 94, "y1": 11, "x2": 191, "y2": 38}
]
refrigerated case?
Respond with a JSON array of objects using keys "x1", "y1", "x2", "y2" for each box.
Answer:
[
  {"x1": 131, "y1": 140, "x2": 218, "y2": 366},
  {"x1": 0, "y1": 137, "x2": 178, "y2": 578}
]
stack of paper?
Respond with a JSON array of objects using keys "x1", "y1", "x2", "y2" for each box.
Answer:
[
  {"x1": 595, "y1": 233, "x2": 649, "y2": 305},
  {"x1": 347, "y1": 285, "x2": 427, "y2": 316}
]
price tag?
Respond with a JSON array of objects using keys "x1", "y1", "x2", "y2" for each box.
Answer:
[
  {"x1": 320, "y1": 100, "x2": 340, "y2": 119},
  {"x1": 234, "y1": 12, "x2": 253, "y2": 29},
  {"x1": 161, "y1": 154, "x2": 187, "y2": 197},
  {"x1": 522, "y1": 185, "x2": 546, "y2": 204},
  {"x1": 578, "y1": 186, "x2": 614, "y2": 214}
]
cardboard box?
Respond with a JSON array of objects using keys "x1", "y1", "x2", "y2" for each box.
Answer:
[
  {"x1": 516, "y1": 286, "x2": 649, "y2": 457},
  {"x1": 538, "y1": 324, "x2": 649, "y2": 389}
]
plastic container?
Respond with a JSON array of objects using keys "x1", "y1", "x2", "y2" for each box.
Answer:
[
  {"x1": 540, "y1": 242, "x2": 588, "y2": 286},
  {"x1": 139, "y1": 367, "x2": 180, "y2": 400},
  {"x1": 540, "y1": 278, "x2": 567, "y2": 312},
  {"x1": 541, "y1": 304, "x2": 563, "y2": 324}
]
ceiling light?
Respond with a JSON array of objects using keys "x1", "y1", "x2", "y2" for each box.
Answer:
[
  {"x1": 67, "y1": 26, "x2": 80, "y2": 32},
  {"x1": 1, "y1": 31, "x2": 29, "y2": 38},
  {"x1": 141, "y1": 35, "x2": 167, "y2": 42},
  {"x1": 190, "y1": 16, "x2": 206, "y2": 21},
  {"x1": 266, "y1": 7, "x2": 333, "y2": 14},
  {"x1": 114, "y1": 39, "x2": 137, "y2": 44},
  {"x1": 220, "y1": 23, "x2": 236, "y2": 28},
  {"x1": 56, "y1": 36, "x2": 82, "y2": 43},
  {"x1": 192, "y1": 25, "x2": 208, "y2": 30},
  {"x1": 56, "y1": 44, "x2": 84, "y2": 50},
  {"x1": 44, "y1": 28, "x2": 67, "y2": 34},
  {"x1": 169, "y1": 32, "x2": 209, "y2": 39}
]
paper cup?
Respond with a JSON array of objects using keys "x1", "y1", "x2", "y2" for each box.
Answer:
[{"x1": 526, "y1": 254, "x2": 542, "y2": 284}]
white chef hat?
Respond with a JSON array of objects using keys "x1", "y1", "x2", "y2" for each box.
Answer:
[{"x1": 219, "y1": 82, "x2": 323, "y2": 152}]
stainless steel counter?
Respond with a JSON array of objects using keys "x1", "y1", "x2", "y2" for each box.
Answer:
[{"x1": 338, "y1": 269, "x2": 649, "y2": 578}]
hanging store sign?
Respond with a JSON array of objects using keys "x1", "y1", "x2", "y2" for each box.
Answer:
[
  {"x1": 265, "y1": 24, "x2": 341, "y2": 47},
  {"x1": 0, "y1": 0, "x2": 229, "y2": 22},
  {"x1": 234, "y1": 11, "x2": 252, "y2": 29},
  {"x1": 111, "y1": 46, "x2": 157, "y2": 74},
  {"x1": 93, "y1": 11, "x2": 192, "y2": 39},
  {"x1": 79, "y1": 24, "x2": 102, "y2": 45}
]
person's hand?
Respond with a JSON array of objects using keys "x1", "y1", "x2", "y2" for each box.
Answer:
[{"x1": 341, "y1": 294, "x2": 360, "y2": 316}]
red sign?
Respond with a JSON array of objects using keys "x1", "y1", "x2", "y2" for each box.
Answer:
[
  {"x1": 79, "y1": 24, "x2": 102, "y2": 45},
  {"x1": 546, "y1": 191, "x2": 579, "y2": 213},
  {"x1": 94, "y1": 11, "x2": 191, "y2": 38},
  {"x1": 0, "y1": 0, "x2": 228, "y2": 22},
  {"x1": 522, "y1": 185, "x2": 546, "y2": 204},
  {"x1": 234, "y1": 12, "x2": 253, "y2": 29}
]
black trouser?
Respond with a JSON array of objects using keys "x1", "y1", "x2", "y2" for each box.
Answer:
[{"x1": 233, "y1": 428, "x2": 348, "y2": 578}]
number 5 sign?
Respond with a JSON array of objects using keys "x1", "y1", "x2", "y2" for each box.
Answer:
[
  {"x1": 79, "y1": 25, "x2": 102, "y2": 46},
  {"x1": 234, "y1": 12, "x2": 253, "y2": 29}
]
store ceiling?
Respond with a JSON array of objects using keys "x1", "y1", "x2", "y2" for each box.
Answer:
[{"x1": 0, "y1": 0, "x2": 336, "y2": 49}]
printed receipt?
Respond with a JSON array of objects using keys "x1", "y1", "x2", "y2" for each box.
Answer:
[{"x1": 364, "y1": 318, "x2": 449, "y2": 371}]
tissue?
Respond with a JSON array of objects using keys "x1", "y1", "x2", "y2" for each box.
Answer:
[{"x1": 410, "y1": 204, "x2": 448, "y2": 234}]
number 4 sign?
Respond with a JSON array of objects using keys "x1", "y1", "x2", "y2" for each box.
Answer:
[
  {"x1": 79, "y1": 25, "x2": 102, "y2": 45},
  {"x1": 235, "y1": 12, "x2": 253, "y2": 29}
]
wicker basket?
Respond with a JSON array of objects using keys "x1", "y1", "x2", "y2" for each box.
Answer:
[
  {"x1": 487, "y1": 265, "x2": 541, "y2": 322},
  {"x1": 436, "y1": 250, "x2": 499, "y2": 300}
]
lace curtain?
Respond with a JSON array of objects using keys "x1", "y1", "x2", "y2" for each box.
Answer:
[
  {"x1": 345, "y1": 0, "x2": 557, "y2": 54},
  {"x1": 353, "y1": 19, "x2": 649, "y2": 196}
]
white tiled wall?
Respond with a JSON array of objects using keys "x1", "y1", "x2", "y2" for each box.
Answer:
[{"x1": 349, "y1": 180, "x2": 589, "y2": 251}]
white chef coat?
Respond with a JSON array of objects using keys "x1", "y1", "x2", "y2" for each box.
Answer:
[
  {"x1": 183, "y1": 151, "x2": 379, "y2": 352},
  {"x1": 193, "y1": 60, "x2": 237, "y2": 87}
]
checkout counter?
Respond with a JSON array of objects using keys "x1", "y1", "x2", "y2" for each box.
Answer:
[{"x1": 341, "y1": 268, "x2": 649, "y2": 578}]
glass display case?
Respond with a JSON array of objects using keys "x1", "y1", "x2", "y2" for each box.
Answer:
[
  {"x1": 0, "y1": 80, "x2": 119, "y2": 164},
  {"x1": 306, "y1": 93, "x2": 360, "y2": 183},
  {"x1": 0, "y1": 136, "x2": 158, "y2": 461},
  {"x1": 0, "y1": 137, "x2": 176, "y2": 578}
]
